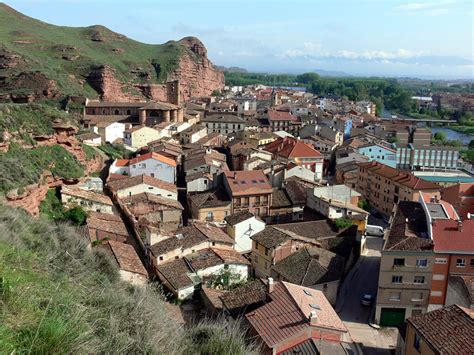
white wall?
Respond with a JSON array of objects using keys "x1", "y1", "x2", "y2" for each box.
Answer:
[
  {"x1": 284, "y1": 166, "x2": 316, "y2": 182},
  {"x1": 105, "y1": 122, "x2": 126, "y2": 143},
  {"x1": 187, "y1": 177, "x2": 212, "y2": 192},
  {"x1": 116, "y1": 183, "x2": 177, "y2": 200},
  {"x1": 129, "y1": 158, "x2": 176, "y2": 184},
  {"x1": 232, "y1": 217, "x2": 266, "y2": 253}
]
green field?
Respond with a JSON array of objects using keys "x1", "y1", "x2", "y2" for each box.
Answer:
[{"x1": 0, "y1": 3, "x2": 187, "y2": 98}]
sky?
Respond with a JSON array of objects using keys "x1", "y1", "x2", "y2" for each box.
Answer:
[{"x1": 4, "y1": 0, "x2": 474, "y2": 79}]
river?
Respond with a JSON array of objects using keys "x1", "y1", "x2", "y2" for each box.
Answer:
[{"x1": 430, "y1": 127, "x2": 472, "y2": 145}]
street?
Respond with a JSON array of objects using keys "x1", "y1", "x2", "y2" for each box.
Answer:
[{"x1": 336, "y1": 236, "x2": 398, "y2": 354}]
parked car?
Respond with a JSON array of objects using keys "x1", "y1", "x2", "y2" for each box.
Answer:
[
  {"x1": 361, "y1": 294, "x2": 375, "y2": 306},
  {"x1": 366, "y1": 225, "x2": 384, "y2": 237}
]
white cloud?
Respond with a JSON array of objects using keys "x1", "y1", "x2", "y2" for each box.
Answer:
[{"x1": 394, "y1": 0, "x2": 455, "y2": 16}]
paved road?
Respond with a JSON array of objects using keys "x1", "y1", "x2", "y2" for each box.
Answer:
[{"x1": 336, "y1": 236, "x2": 398, "y2": 354}]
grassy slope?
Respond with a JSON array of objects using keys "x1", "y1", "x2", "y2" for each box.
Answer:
[
  {"x1": 0, "y1": 205, "x2": 257, "y2": 354},
  {"x1": 0, "y1": 3, "x2": 185, "y2": 97}
]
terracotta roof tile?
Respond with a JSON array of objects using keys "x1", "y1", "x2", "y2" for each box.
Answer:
[
  {"x1": 107, "y1": 174, "x2": 177, "y2": 193},
  {"x1": 107, "y1": 240, "x2": 147, "y2": 276},
  {"x1": 224, "y1": 170, "x2": 273, "y2": 196},
  {"x1": 432, "y1": 219, "x2": 474, "y2": 253},
  {"x1": 265, "y1": 137, "x2": 322, "y2": 159}
]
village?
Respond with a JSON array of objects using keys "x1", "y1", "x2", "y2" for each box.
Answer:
[{"x1": 33, "y1": 79, "x2": 474, "y2": 354}]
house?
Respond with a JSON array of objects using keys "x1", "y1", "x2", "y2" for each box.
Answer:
[
  {"x1": 219, "y1": 279, "x2": 267, "y2": 318},
  {"x1": 87, "y1": 212, "x2": 130, "y2": 245},
  {"x1": 356, "y1": 161, "x2": 441, "y2": 216},
  {"x1": 375, "y1": 201, "x2": 434, "y2": 327},
  {"x1": 177, "y1": 124, "x2": 208, "y2": 144},
  {"x1": 201, "y1": 113, "x2": 247, "y2": 135},
  {"x1": 120, "y1": 192, "x2": 183, "y2": 233},
  {"x1": 156, "y1": 248, "x2": 250, "y2": 300},
  {"x1": 223, "y1": 170, "x2": 273, "y2": 218},
  {"x1": 94, "y1": 121, "x2": 126, "y2": 143},
  {"x1": 148, "y1": 222, "x2": 234, "y2": 265},
  {"x1": 188, "y1": 187, "x2": 232, "y2": 222},
  {"x1": 224, "y1": 210, "x2": 266, "y2": 253},
  {"x1": 358, "y1": 142, "x2": 397, "y2": 168},
  {"x1": 61, "y1": 186, "x2": 115, "y2": 214},
  {"x1": 271, "y1": 247, "x2": 345, "y2": 305},
  {"x1": 441, "y1": 183, "x2": 474, "y2": 219},
  {"x1": 429, "y1": 212, "x2": 474, "y2": 310},
  {"x1": 186, "y1": 171, "x2": 216, "y2": 193},
  {"x1": 268, "y1": 188, "x2": 304, "y2": 224},
  {"x1": 184, "y1": 149, "x2": 228, "y2": 177},
  {"x1": 264, "y1": 137, "x2": 323, "y2": 180},
  {"x1": 403, "y1": 305, "x2": 473, "y2": 355},
  {"x1": 265, "y1": 109, "x2": 299, "y2": 133},
  {"x1": 246, "y1": 281, "x2": 349, "y2": 354},
  {"x1": 123, "y1": 126, "x2": 162, "y2": 149},
  {"x1": 129, "y1": 152, "x2": 177, "y2": 183},
  {"x1": 77, "y1": 177, "x2": 103, "y2": 192},
  {"x1": 107, "y1": 174, "x2": 177, "y2": 200},
  {"x1": 77, "y1": 132, "x2": 102, "y2": 146},
  {"x1": 104, "y1": 240, "x2": 148, "y2": 286}
]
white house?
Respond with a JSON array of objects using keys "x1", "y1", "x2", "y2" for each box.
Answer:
[
  {"x1": 78, "y1": 132, "x2": 102, "y2": 146},
  {"x1": 224, "y1": 211, "x2": 266, "y2": 253},
  {"x1": 107, "y1": 174, "x2": 178, "y2": 200},
  {"x1": 124, "y1": 126, "x2": 162, "y2": 149},
  {"x1": 94, "y1": 121, "x2": 126, "y2": 143},
  {"x1": 61, "y1": 185, "x2": 115, "y2": 214}
]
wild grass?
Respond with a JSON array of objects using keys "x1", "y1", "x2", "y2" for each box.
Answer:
[{"x1": 0, "y1": 204, "x2": 257, "y2": 354}]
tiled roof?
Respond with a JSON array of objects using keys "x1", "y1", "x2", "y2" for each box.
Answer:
[
  {"x1": 271, "y1": 247, "x2": 345, "y2": 286},
  {"x1": 224, "y1": 170, "x2": 273, "y2": 196},
  {"x1": 224, "y1": 210, "x2": 254, "y2": 226},
  {"x1": 188, "y1": 188, "x2": 231, "y2": 209},
  {"x1": 202, "y1": 113, "x2": 245, "y2": 123},
  {"x1": 284, "y1": 179, "x2": 308, "y2": 205},
  {"x1": 212, "y1": 247, "x2": 250, "y2": 265},
  {"x1": 265, "y1": 137, "x2": 322, "y2": 159},
  {"x1": 87, "y1": 214, "x2": 128, "y2": 237},
  {"x1": 129, "y1": 152, "x2": 177, "y2": 167},
  {"x1": 140, "y1": 101, "x2": 179, "y2": 110},
  {"x1": 432, "y1": 219, "x2": 474, "y2": 253},
  {"x1": 220, "y1": 279, "x2": 267, "y2": 313},
  {"x1": 121, "y1": 192, "x2": 183, "y2": 210},
  {"x1": 359, "y1": 161, "x2": 440, "y2": 191},
  {"x1": 107, "y1": 240, "x2": 147, "y2": 276},
  {"x1": 246, "y1": 282, "x2": 346, "y2": 349},
  {"x1": 193, "y1": 222, "x2": 234, "y2": 244},
  {"x1": 157, "y1": 258, "x2": 194, "y2": 290},
  {"x1": 267, "y1": 110, "x2": 298, "y2": 122},
  {"x1": 384, "y1": 201, "x2": 433, "y2": 252},
  {"x1": 107, "y1": 174, "x2": 177, "y2": 193},
  {"x1": 61, "y1": 186, "x2": 113, "y2": 205},
  {"x1": 77, "y1": 132, "x2": 101, "y2": 141},
  {"x1": 275, "y1": 220, "x2": 339, "y2": 240},
  {"x1": 114, "y1": 159, "x2": 130, "y2": 167},
  {"x1": 271, "y1": 188, "x2": 292, "y2": 208},
  {"x1": 407, "y1": 304, "x2": 474, "y2": 354},
  {"x1": 251, "y1": 226, "x2": 292, "y2": 248}
]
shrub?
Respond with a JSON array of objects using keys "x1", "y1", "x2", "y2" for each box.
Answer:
[
  {"x1": 334, "y1": 217, "x2": 354, "y2": 229},
  {"x1": 63, "y1": 206, "x2": 87, "y2": 226}
]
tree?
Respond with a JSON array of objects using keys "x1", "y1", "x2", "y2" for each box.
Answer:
[
  {"x1": 64, "y1": 206, "x2": 87, "y2": 226},
  {"x1": 358, "y1": 199, "x2": 371, "y2": 212},
  {"x1": 334, "y1": 218, "x2": 354, "y2": 230},
  {"x1": 433, "y1": 131, "x2": 446, "y2": 142},
  {"x1": 469, "y1": 140, "x2": 474, "y2": 150},
  {"x1": 295, "y1": 72, "x2": 320, "y2": 84}
]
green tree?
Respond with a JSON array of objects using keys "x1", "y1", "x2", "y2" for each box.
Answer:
[
  {"x1": 433, "y1": 131, "x2": 446, "y2": 142},
  {"x1": 334, "y1": 218, "x2": 354, "y2": 229},
  {"x1": 295, "y1": 72, "x2": 320, "y2": 84},
  {"x1": 64, "y1": 206, "x2": 88, "y2": 226},
  {"x1": 469, "y1": 140, "x2": 474, "y2": 150},
  {"x1": 358, "y1": 199, "x2": 371, "y2": 212}
]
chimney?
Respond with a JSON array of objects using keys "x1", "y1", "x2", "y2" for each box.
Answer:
[
  {"x1": 468, "y1": 213, "x2": 472, "y2": 220},
  {"x1": 309, "y1": 310, "x2": 318, "y2": 325},
  {"x1": 267, "y1": 277, "x2": 274, "y2": 294},
  {"x1": 457, "y1": 220, "x2": 463, "y2": 232}
]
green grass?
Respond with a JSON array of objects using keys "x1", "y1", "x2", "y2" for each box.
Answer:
[
  {"x1": 0, "y1": 103, "x2": 74, "y2": 139},
  {"x1": 449, "y1": 125, "x2": 474, "y2": 135},
  {"x1": 0, "y1": 204, "x2": 258, "y2": 354},
  {"x1": 0, "y1": 143, "x2": 84, "y2": 193},
  {"x1": 98, "y1": 143, "x2": 132, "y2": 159},
  {"x1": 0, "y1": 3, "x2": 188, "y2": 99},
  {"x1": 81, "y1": 143, "x2": 97, "y2": 161}
]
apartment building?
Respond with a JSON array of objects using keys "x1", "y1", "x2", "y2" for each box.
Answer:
[
  {"x1": 358, "y1": 142, "x2": 397, "y2": 168},
  {"x1": 396, "y1": 144, "x2": 459, "y2": 170},
  {"x1": 356, "y1": 161, "x2": 440, "y2": 215},
  {"x1": 441, "y1": 182, "x2": 474, "y2": 219},
  {"x1": 375, "y1": 201, "x2": 435, "y2": 327},
  {"x1": 223, "y1": 170, "x2": 273, "y2": 218},
  {"x1": 201, "y1": 113, "x2": 247, "y2": 135}
]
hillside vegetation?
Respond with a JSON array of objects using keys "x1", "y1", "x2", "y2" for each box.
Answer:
[
  {"x1": 0, "y1": 3, "x2": 185, "y2": 98},
  {"x1": 0, "y1": 205, "x2": 258, "y2": 354}
]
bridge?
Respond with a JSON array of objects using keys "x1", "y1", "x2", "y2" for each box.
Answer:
[{"x1": 381, "y1": 117, "x2": 457, "y2": 125}]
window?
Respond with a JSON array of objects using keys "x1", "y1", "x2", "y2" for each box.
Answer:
[
  {"x1": 150, "y1": 173, "x2": 155, "y2": 178},
  {"x1": 393, "y1": 258, "x2": 405, "y2": 266},
  {"x1": 392, "y1": 275, "x2": 403, "y2": 284},
  {"x1": 435, "y1": 258, "x2": 447, "y2": 264},
  {"x1": 264, "y1": 247, "x2": 269, "y2": 256},
  {"x1": 414, "y1": 276, "x2": 425, "y2": 284},
  {"x1": 456, "y1": 258, "x2": 466, "y2": 267},
  {"x1": 159, "y1": 256, "x2": 163, "y2": 261},
  {"x1": 414, "y1": 333, "x2": 421, "y2": 351},
  {"x1": 411, "y1": 292, "x2": 423, "y2": 301},
  {"x1": 389, "y1": 292, "x2": 401, "y2": 301},
  {"x1": 471, "y1": 259, "x2": 474, "y2": 268},
  {"x1": 264, "y1": 261, "x2": 268, "y2": 270},
  {"x1": 416, "y1": 259, "x2": 428, "y2": 268}
]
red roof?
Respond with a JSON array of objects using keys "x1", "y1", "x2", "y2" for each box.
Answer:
[
  {"x1": 432, "y1": 219, "x2": 474, "y2": 253},
  {"x1": 265, "y1": 137, "x2": 322, "y2": 159},
  {"x1": 129, "y1": 152, "x2": 177, "y2": 167},
  {"x1": 267, "y1": 110, "x2": 298, "y2": 122},
  {"x1": 246, "y1": 282, "x2": 346, "y2": 349},
  {"x1": 115, "y1": 159, "x2": 130, "y2": 167},
  {"x1": 224, "y1": 170, "x2": 273, "y2": 196},
  {"x1": 359, "y1": 161, "x2": 440, "y2": 191}
]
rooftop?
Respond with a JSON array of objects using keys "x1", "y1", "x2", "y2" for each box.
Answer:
[
  {"x1": 219, "y1": 279, "x2": 267, "y2": 314},
  {"x1": 224, "y1": 170, "x2": 273, "y2": 196},
  {"x1": 432, "y1": 219, "x2": 474, "y2": 253},
  {"x1": 265, "y1": 137, "x2": 322, "y2": 159},
  {"x1": 106, "y1": 240, "x2": 147, "y2": 276},
  {"x1": 107, "y1": 174, "x2": 177, "y2": 193},
  {"x1": 407, "y1": 305, "x2": 473, "y2": 354},
  {"x1": 129, "y1": 152, "x2": 177, "y2": 167},
  {"x1": 384, "y1": 201, "x2": 433, "y2": 252},
  {"x1": 224, "y1": 210, "x2": 255, "y2": 226},
  {"x1": 61, "y1": 186, "x2": 113, "y2": 205},
  {"x1": 246, "y1": 282, "x2": 347, "y2": 349}
]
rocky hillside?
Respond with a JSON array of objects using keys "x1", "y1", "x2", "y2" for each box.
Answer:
[{"x1": 0, "y1": 3, "x2": 224, "y2": 103}]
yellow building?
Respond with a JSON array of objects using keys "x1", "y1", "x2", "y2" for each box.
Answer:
[{"x1": 124, "y1": 126, "x2": 162, "y2": 149}]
